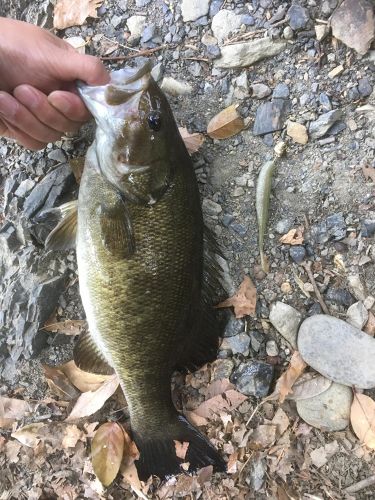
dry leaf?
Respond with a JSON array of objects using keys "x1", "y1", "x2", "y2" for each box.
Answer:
[
  {"x1": 204, "y1": 379, "x2": 235, "y2": 399},
  {"x1": 207, "y1": 104, "x2": 245, "y2": 139},
  {"x1": 364, "y1": 311, "x2": 375, "y2": 336},
  {"x1": 120, "y1": 429, "x2": 145, "y2": 497},
  {"x1": 193, "y1": 390, "x2": 247, "y2": 419},
  {"x1": 66, "y1": 375, "x2": 120, "y2": 421},
  {"x1": 362, "y1": 166, "x2": 375, "y2": 183},
  {"x1": 270, "y1": 351, "x2": 307, "y2": 403},
  {"x1": 279, "y1": 227, "x2": 304, "y2": 245},
  {"x1": 62, "y1": 424, "x2": 83, "y2": 448},
  {"x1": 0, "y1": 397, "x2": 32, "y2": 428},
  {"x1": 58, "y1": 360, "x2": 113, "y2": 392},
  {"x1": 351, "y1": 393, "x2": 375, "y2": 449},
  {"x1": 54, "y1": 0, "x2": 103, "y2": 29},
  {"x1": 5, "y1": 440, "x2": 21, "y2": 463},
  {"x1": 249, "y1": 424, "x2": 277, "y2": 450},
  {"x1": 42, "y1": 365, "x2": 80, "y2": 400},
  {"x1": 271, "y1": 408, "x2": 290, "y2": 437},
  {"x1": 92, "y1": 422, "x2": 124, "y2": 487},
  {"x1": 285, "y1": 372, "x2": 332, "y2": 401},
  {"x1": 185, "y1": 410, "x2": 208, "y2": 427},
  {"x1": 42, "y1": 319, "x2": 86, "y2": 336},
  {"x1": 215, "y1": 275, "x2": 256, "y2": 318},
  {"x1": 178, "y1": 127, "x2": 204, "y2": 154},
  {"x1": 11, "y1": 423, "x2": 46, "y2": 447},
  {"x1": 227, "y1": 451, "x2": 238, "y2": 474},
  {"x1": 174, "y1": 440, "x2": 189, "y2": 460}
]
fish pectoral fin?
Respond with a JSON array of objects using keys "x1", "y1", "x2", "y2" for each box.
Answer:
[
  {"x1": 45, "y1": 200, "x2": 78, "y2": 251},
  {"x1": 74, "y1": 331, "x2": 114, "y2": 375},
  {"x1": 98, "y1": 199, "x2": 135, "y2": 258}
]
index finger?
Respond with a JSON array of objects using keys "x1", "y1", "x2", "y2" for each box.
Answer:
[{"x1": 48, "y1": 90, "x2": 91, "y2": 123}]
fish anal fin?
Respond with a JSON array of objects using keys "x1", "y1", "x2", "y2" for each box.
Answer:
[
  {"x1": 73, "y1": 331, "x2": 114, "y2": 375},
  {"x1": 98, "y1": 198, "x2": 135, "y2": 259},
  {"x1": 45, "y1": 200, "x2": 78, "y2": 251}
]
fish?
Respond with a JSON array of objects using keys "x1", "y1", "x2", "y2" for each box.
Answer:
[{"x1": 47, "y1": 62, "x2": 226, "y2": 480}]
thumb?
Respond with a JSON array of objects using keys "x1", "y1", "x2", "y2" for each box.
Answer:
[{"x1": 59, "y1": 51, "x2": 110, "y2": 86}]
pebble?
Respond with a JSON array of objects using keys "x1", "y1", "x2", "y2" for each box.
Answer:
[
  {"x1": 251, "y1": 83, "x2": 272, "y2": 99},
  {"x1": 315, "y1": 24, "x2": 329, "y2": 41},
  {"x1": 269, "y1": 301, "x2": 302, "y2": 349},
  {"x1": 346, "y1": 301, "x2": 368, "y2": 329},
  {"x1": 309, "y1": 110, "x2": 343, "y2": 139},
  {"x1": 266, "y1": 339, "x2": 279, "y2": 357},
  {"x1": 14, "y1": 179, "x2": 35, "y2": 198},
  {"x1": 224, "y1": 316, "x2": 245, "y2": 338},
  {"x1": 249, "y1": 454, "x2": 266, "y2": 491},
  {"x1": 47, "y1": 149, "x2": 66, "y2": 162},
  {"x1": 286, "y1": 121, "x2": 308, "y2": 144},
  {"x1": 181, "y1": 0, "x2": 210, "y2": 22},
  {"x1": 221, "y1": 333, "x2": 251, "y2": 355},
  {"x1": 275, "y1": 219, "x2": 292, "y2": 234},
  {"x1": 160, "y1": 77, "x2": 193, "y2": 96},
  {"x1": 214, "y1": 38, "x2": 287, "y2": 69},
  {"x1": 283, "y1": 26, "x2": 294, "y2": 40},
  {"x1": 287, "y1": 4, "x2": 310, "y2": 31},
  {"x1": 296, "y1": 382, "x2": 352, "y2": 431},
  {"x1": 298, "y1": 315, "x2": 375, "y2": 388},
  {"x1": 211, "y1": 9, "x2": 242, "y2": 44},
  {"x1": 272, "y1": 83, "x2": 290, "y2": 99},
  {"x1": 253, "y1": 99, "x2": 290, "y2": 136},
  {"x1": 289, "y1": 245, "x2": 306, "y2": 264},
  {"x1": 150, "y1": 63, "x2": 163, "y2": 82},
  {"x1": 328, "y1": 65, "x2": 344, "y2": 79},
  {"x1": 232, "y1": 187, "x2": 245, "y2": 197},
  {"x1": 319, "y1": 92, "x2": 332, "y2": 112},
  {"x1": 231, "y1": 361, "x2": 274, "y2": 397},
  {"x1": 358, "y1": 77, "x2": 373, "y2": 97},
  {"x1": 212, "y1": 359, "x2": 234, "y2": 380},
  {"x1": 325, "y1": 287, "x2": 354, "y2": 307},
  {"x1": 126, "y1": 15, "x2": 146, "y2": 39},
  {"x1": 202, "y1": 198, "x2": 222, "y2": 215},
  {"x1": 250, "y1": 330, "x2": 266, "y2": 353},
  {"x1": 361, "y1": 220, "x2": 375, "y2": 237}
]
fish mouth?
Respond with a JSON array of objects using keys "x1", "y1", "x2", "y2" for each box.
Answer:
[{"x1": 118, "y1": 163, "x2": 151, "y2": 175}]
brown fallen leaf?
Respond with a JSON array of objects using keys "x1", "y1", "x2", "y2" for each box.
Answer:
[
  {"x1": 58, "y1": 360, "x2": 113, "y2": 392},
  {"x1": 285, "y1": 372, "x2": 332, "y2": 401},
  {"x1": 62, "y1": 424, "x2": 84, "y2": 448},
  {"x1": 227, "y1": 451, "x2": 238, "y2": 474},
  {"x1": 53, "y1": 0, "x2": 103, "y2": 30},
  {"x1": 178, "y1": 127, "x2": 205, "y2": 154},
  {"x1": 174, "y1": 440, "x2": 189, "y2": 460},
  {"x1": 279, "y1": 227, "x2": 304, "y2": 245},
  {"x1": 193, "y1": 389, "x2": 247, "y2": 419},
  {"x1": 11, "y1": 423, "x2": 46, "y2": 447},
  {"x1": 215, "y1": 275, "x2": 256, "y2": 318},
  {"x1": 204, "y1": 378, "x2": 235, "y2": 399},
  {"x1": 351, "y1": 392, "x2": 375, "y2": 449},
  {"x1": 207, "y1": 104, "x2": 245, "y2": 140},
  {"x1": 66, "y1": 375, "x2": 120, "y2": 421},
  {"x1": 42, "y1": 319, "x2": 86, "y2": 336},
  {"x1": 92, "y1": 422, "x2": 125, "y2": 487},
  {"x1": 42, "y1": 365, "x2": 80, "y2": 400},
  {"x1": 0, "y1": 397, "x2": 33, "y2": 429},
  {"x1": 270, "y1": 351, "x2": 307, "y2": 403},
  {"x1": 249, "y1": 424, "x2": 277, "y2": 450},
  {"x1": 364, "y1": 311, "x2": 375, "y2": 336},
  {"x1": 362, "y1": 165, "x2": 375, "y2": 183},
  {"x1": 120, "y1": 428, "x2": 146, "y2": 497}
]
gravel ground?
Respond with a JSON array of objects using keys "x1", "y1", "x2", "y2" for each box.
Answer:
[{"x1": 1, "y1": 0, "x2": 375, "y2": 498}]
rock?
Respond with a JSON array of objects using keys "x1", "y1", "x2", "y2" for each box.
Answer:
[
  {"x1": 289, "y1": 245, "x2": 306, "y2": 264},
  {"x1": 214, "y1": 38, "x2": 287, "y2": 69},
  {"x1": 224, "y1": 316, "x2": 245, "y2": 337},
  {"x1": 250, "y1": 330, "x2": 266, "y2": 353},
  {"x1": 296, "y1": 383, "x2": 352, "y2": 431},
  {"x1": 253, "y1": 99, "x2": 290, "y2": 136},
  {"x1": 287, "y1": 4, "x2": 310, "y2": 31},
  {"x1": 221, "y1": 333, "x2": 251, "y2": 355},
  {"x1": 346, "y1": 301, "x2": 368, "y2": 329},
  {"x1": 309, "y1": 110, "x2": 343, "y2": 139},
  {"x1": 272, "y1": 83, "x2": 290, "y2": 99},
  {"x1": 266, "y1": 339, "x2": 279, "y2": 356},
  {"x1": 327, "y1": 121, "x2": 346, "y2": 136},
  {"x1": 23, "y1": 164, "x2": 74, "y2": 219},
  {"x1": 283, "y1": 26, "x2": 294, "y2": 40},
  {"x1": 286, "y1": 121, "x2": 308, "y2": 144},
  {"x1": 14, "y1": 179, "x2": 35, "y2": 198},
  {"x1": 251, "y1": 83, "x2": 272, "y2": 99},
  {"x1": 269, "y1": 301, "x2": 302, "y2": 349},
  {"x1": 275, "y1": 219, "x2": 292, "y2": 234},
  {"x1": 141, "y1": 24, "x2": 156, "y2": 43},
  {"x1": 326, "y1": 287, "x2": 355, "y2": 307},
  {"x1": 202, "y1": 198, "x2": 222, "y2": 215},
  {"x1": 249, "y1": 453, "x2": 266, "y2": 491},
  {"x1": 326, "y1": 212, "x2": 346, "y2": 240},
  {"x1": 319, "y1": 93, "x2": 332, "y2": 112},
  {"x1": 315, "y1": 24, "x2": 329, "y2": 41},
  {"x1": 361, "y1": 220, "x2": 375, "y2": 237},
  {"x1": 231, "y1": 361, "x2": 274, "y2": 397},
  {"x1": 298, "y1": 315, "x2": 375, "y2": 388},
  {"x1": 358, "y1": 77, "x2": 373, "y2": 97},
  {"x1": 233, "y1": 72, "x2": 249, "y2": 99},
  {"x1": 150, "y1": 62, "x2": 163, "y2": 82},
  {"x1": 328, "y1": 65, "x2": 344, "y2": 79},
  {"x1": 331, "y1": 0, "x2": 374, "y2": 55},
  {"x1": 307, "y1": 303, "x2": 323, "y2": 316},
  {"x1": 160, "y1": 77, "x2": 193, "y2": 96},
  {"x1": 127, "y1": 15, "x2": 146, "y2": 39},
  {"x1": 181, "y1": 0, "x2": 210, "y2": 22},
  {"x1": 47, "y1": 149, "x2": 66, "y2": 163},
  {"x1": 211, "y1": 9, "x2": 242, "y2": 44},
  {"x1": 136, "y1": 0, "x2": 151, "y2": 6},
  {"x1": 212, "y1": 359, "x2": 235, "y2": 380},
  {"x1": 111, "y1": 15, "x2": 123, "y2": 28}
]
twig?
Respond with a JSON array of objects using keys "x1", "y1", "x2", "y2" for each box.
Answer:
[
  {"x1": 302, "y1": 261, "x2": 330, "y2": 314},
  {"x1": 183, "y1": 57, "x2": 209, "y2": 62},
  {"x1": 100, "y1": 45, "x2": 167, "y2": 61},
  {"x1": 345, "y1": 475, "x2": 375, "y2": 494}
]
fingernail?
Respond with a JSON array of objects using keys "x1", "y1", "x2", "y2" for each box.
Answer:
[
  {"x1": 0, "y1": 93, "x2": 18, "y2": 119},
  {"x1": 49, "y1": 93, "x2": 71, "y2": 115}
]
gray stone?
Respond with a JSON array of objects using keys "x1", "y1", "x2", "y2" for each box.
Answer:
[
  {"x1": 249, "y1": 453, "x2": 266, "y2": 491},
  {"x1": 296, "y1": 382, "x2": 352, "y2": 431},
  {"x1": 141, "y1": 24, "x2": 156, "y2": 43},
  {"x1": 250, "y1": 330, "x2": 265, "y2": 352},
  {"x1": 289, "y1": 245, "x2": 306, "y2": 264},
  {"x1": 361, "y1": 220, "x2": 375, "y2": 237},
  {"x1": 326, "y1": 212, "x2": 346, "y2": 240},
  {"x1": 14, "y1": 179, "x2": 35, "y2": 198},
  {"x1": 209, "y1": 0, "x2": 222, "y2": 18},
  {"x1": 150, "y1": 62, "x2": 163, "y2": 82},
  {"x1": 283, "y1": 26, "x2": 294, "y2": 40},
  {"x1": 253, "y1": 99, "x2": 290, "y2": 136},
  {"x1": 269, "y1": 301, "x2": 302, "y2": 349},
  {"x1": 309, "y1": 110, "x2": 343, "y2": 139},
  {"x1": 298, "y1": 315, "x2": 375, "y2": 388},
  {"x1": 231, "y1": 361, "x2": 274, "y2": 397},
  {"x1": 127, "y1": 15, "x2": 146, "y2": 39},
  {"x1": 326, "y1": 288, "x2": 355, "y2": 307},
  {"x1": 214, "y1": 38, "x2": 287, "y2": 69},
  {"x1": 358, "y1": 77, "x2": 373, "y2": 97},
  {"x1": 266, "y1": 339, "x2": 279, "y2": 357},
  {"x1": 136, "y1": 0, "x2": 151, "y2": 6},
  {"x1": 272, "y1": 83, "x2": 290, "y2": 99},
  {"x1": 221, "y1": 333, "x2": 251, "y2": 355},
  {"x1": 275, "y1": 218, "x2": 292, "y2": 234},
  {"x1": 319, "y1": 92, "x2": 332, "y2": 112},
  {"x1": 251, "y1": 83, "x2": 272, "y2": 99},
  {"x1": 181, "y1": 0, "x2": 210, "y2": 22},
  {"x1": 213, "y1": 359, "x2": 234, "y2": 380},
  {"x1": 202, "y1": 198, "x2": 222, "y2": 215},
  {"x1": 346, "y1": 301, "x2": 368, "y2": 329},
  {"x1": 287, "y1": 5, "x2": 310, "y2": 31},
  {"x1": 211, "y1": 9, "x2": 242, "y2": 44},
  {"x1": 327, "y1": 121, "x2": 346, "y2": 136},
  {"x1": 47, "y1": 149, "x2": 66, "y2": 163},
  {"x1": 224, "y1": 316, "x2": 245, "y2": 338},
  {"x1": 111, "y1": 15, "x2": 123, "y2": 28}
]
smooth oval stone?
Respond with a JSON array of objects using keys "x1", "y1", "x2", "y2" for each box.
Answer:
[
  {"x1": 298, "y1": 315, "x2": 375, "y2": 388},
  {"x1": 296, "y1": 383, "x2": 352, "y2": 431}
]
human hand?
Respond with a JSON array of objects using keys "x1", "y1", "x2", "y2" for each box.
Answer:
[{"x1": 0, "y1": 18, "x2": 109, "y2": 150}]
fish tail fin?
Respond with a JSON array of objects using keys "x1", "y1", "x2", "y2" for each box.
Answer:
[{"x1": 132, "y1": 414, "x2": 226, "y2": 481}]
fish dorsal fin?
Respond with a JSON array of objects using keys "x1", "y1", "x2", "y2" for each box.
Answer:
[
  {"x1": 45, "y1": 201, "x2": 78, "y2": 251},
  {"x1": 98, "y1": 197, "x2": 136, "y2": 258},
  {"x1": 74, "y1": 331, "x2": 114, "y2": 375}
]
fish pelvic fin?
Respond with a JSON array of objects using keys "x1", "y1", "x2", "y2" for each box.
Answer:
[
  {"x1": 45, "y1": 200, "x2": 78, "y2": 251},
  {"x1": 132, "y1": 414, "x2": 226, "y2": 481},
  {"x1": 73, "y1": 331, "x2": 114, "y2": 375}
]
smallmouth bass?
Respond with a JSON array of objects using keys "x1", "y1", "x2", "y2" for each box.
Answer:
[{"x1": 48, "y1": 63, "x2": 226, "y2": 479}]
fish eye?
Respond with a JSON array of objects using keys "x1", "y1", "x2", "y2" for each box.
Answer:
[{"x1": 147, "y1": 111, "x2": 162, "y2": 131}]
